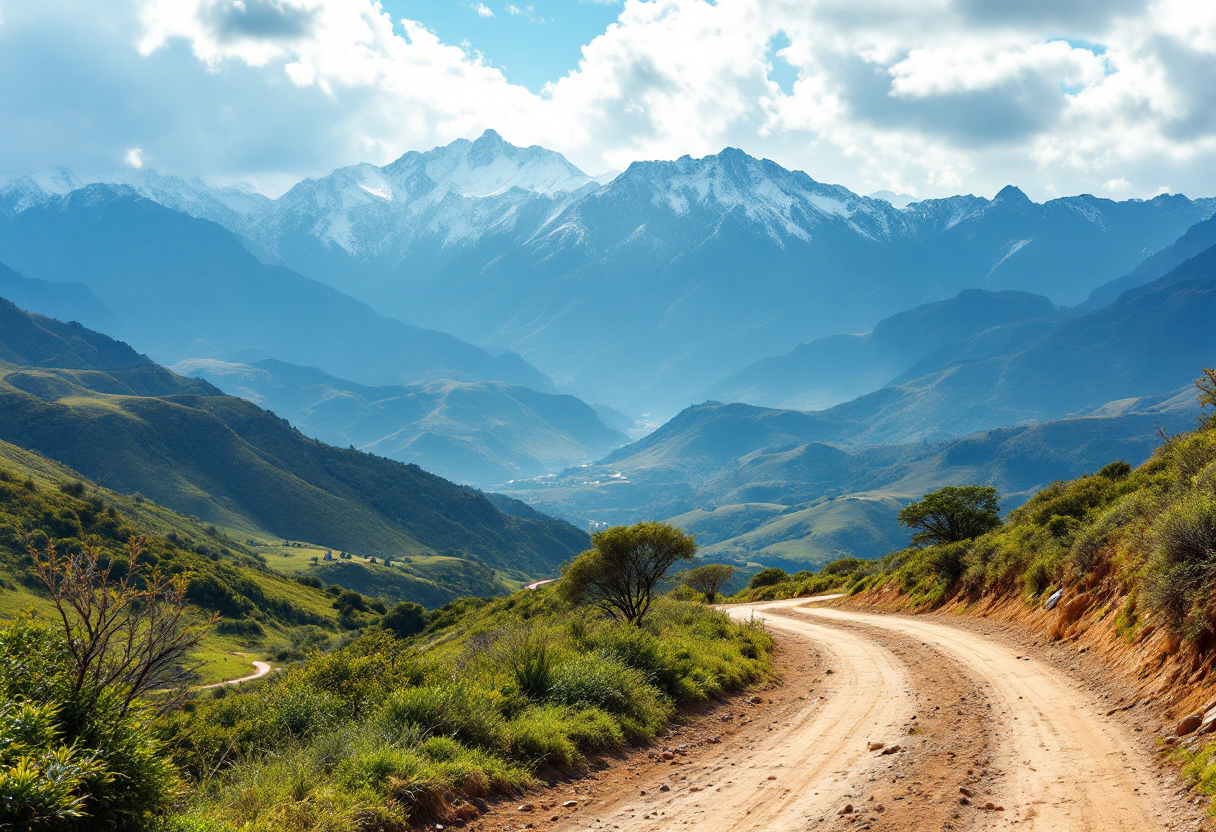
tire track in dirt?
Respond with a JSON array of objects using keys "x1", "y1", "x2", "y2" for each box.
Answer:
[
  {"x1": 547, "y1": 600, "x2": 916, "y2": 831},
  {"x1": 797, "y1": 605, "x2": 1170, "y2": 831}
]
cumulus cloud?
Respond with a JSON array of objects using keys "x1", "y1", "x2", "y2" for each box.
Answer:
[
  {"x1": 124, "y1": 148, "x2": 144, "y2": 168},
  {"x1": 2, "y1": 0, "x2": 1216, "y2": 201}
]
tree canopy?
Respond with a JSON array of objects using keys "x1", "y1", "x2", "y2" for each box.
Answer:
[
  {"x1": 680, "y1": 563, "x2": 735, "y2": 603},
  {"x1": 748, "y1": 567, "x2": 789, "y2": 589},
  {"x1": 559, "y1": 522, "x2": 696, "y2": 624},
  {"x1": 381, "y1": 601, "x2": 427, "y2": 639},
  {"x1": 898, "y1": 485, "x2": 1002, "y2": 547}
]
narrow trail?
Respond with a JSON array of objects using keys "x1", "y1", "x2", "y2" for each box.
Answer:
[
  {"x1": 545, "y1": 598, "x2": 1176, "y2": 832},
  {"x1": 200, "y1": 659, "x2": 271, "y2": 689}
]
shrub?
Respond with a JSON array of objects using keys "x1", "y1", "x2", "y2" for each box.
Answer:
[
  {"x1": 378, "y1": 685, "x2": 505, "y2": 749},
  {"x1": 507, "y1": 632, "x2": 553, "y2": 700},
  {"x1": 547, "y1": 653, "x2": 648, "y2": 717},
  {"x1": 382, "y1": 602, "x2": 427, "y2": 639},
  {"x1": 1143, "y1": 495, "x2": 1216, "y2": 635},
  {"x1": 0, "y1": 619, "x2": 180, "y2": 831},
  {"x1": 748, "y1": 567, "x2": 788, "y2": 589}
]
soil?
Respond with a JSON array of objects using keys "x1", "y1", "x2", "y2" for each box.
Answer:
[{"x1": 447, "y1": 598, "x2": 1213, "y2": 832}]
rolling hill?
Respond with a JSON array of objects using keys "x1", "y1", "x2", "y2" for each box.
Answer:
[
  {"x1": 0, "y1": 297, "x2": 588, "y2": 601},
  {"x1": 502, "y1": 391, "x2": 1199, "y2": 568},
  {"x1": 172, "y1": 357, "x2": 627, "y2": 486}
]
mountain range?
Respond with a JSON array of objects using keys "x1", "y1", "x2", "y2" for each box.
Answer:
[
  {"x1": 500, "y1": 240, "x2": 1216, "y2": 566},
  {"x1": 0, "y1": 188, "x2": 550, "y2": 392},
  {"x1": 707, "y1": 289, "x2": 1059, "y2": 411},
  {"x1": 7, "y1": 132, "x2": 1212, "y2": 415},
  {"x1": 173, "y1": 357, "x2": 627, "y2": 486},
  {"x1": 0, "y1": 297, "x2": 588, "y2": 603}
]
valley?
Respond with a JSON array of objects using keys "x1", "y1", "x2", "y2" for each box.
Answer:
[{"x1": 2, "y1": 131, "x2": 1215, "y2": 832}]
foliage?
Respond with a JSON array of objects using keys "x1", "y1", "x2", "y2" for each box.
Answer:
[
  {"x1": 29, "y1": 535, "x2": 212, "y2": 716},
  {"x1": 0, "y1": 618, "x2": 179, "y2": 831},
  {"x1": 559, "y1": 522, "x2": 696, "y2": 624},
  {"x1": 729, "y1": 557, "x2": 876, "y2": 603},
  {"x1": 898, "y1": 485, "x2": 1002, "y2": 546},
  {"x1": 837, "y1": 375, "x2": 1216, "y2": 634},
  {"x1": 747, "y1": 567, "x2": 789, "y2": 590},
  {"x1": 1199, "y1": 368, "x2": 1216, "y2": 411},
  {"x1": 168, "y1": 592, "x2": 770, "y2": 829},
  {"x1": 381, "y1": 601, "x2": 427, "y2": 639},
  {"x1": 679, "y1": 564, "x2": 734, "y2": 603}
]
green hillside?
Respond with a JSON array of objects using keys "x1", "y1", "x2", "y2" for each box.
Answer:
[
  {"x1": 504, "y1": 395, "x2": 1198, "y2": 567},
  {"x1": 0, "y1": 436, "x2": 344, "y2": 685},
  {"x1": 742, "y1": 376, "x2": 1216, "y2": 629},
  {"x1": 674, "y1": 494, "x2": 910, "y2": 569},
  {"x1": 0, "y1": 297, "x2": 589, "y2": 603}
]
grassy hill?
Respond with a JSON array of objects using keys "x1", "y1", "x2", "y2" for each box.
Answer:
[
  {"x1": 0, "y1": 435, "x2": 345, "y2": 685},
  {"x1": 0, "y1": 298, "x2": 589, "y2": 603},
  {"x1": 502, "y1": 394, "x2": 1199, "y2": 569}
]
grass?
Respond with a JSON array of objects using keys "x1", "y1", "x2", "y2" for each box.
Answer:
[
  {"x1": 1172, "y1": 740, "x2": 1216, "y2": 816},
  {"x1": 692, "y1": 495, "x2": 910, "y2": 566},
  {"x1": 166, "y1": 590, "x2": 773, "y2": 830}
]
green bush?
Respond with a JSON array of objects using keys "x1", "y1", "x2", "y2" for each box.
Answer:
[
  {"x1": 1144, "y1": 495, "x2": 1216, "y2": 635},
  {"x1": 169, "y1": 594, "x2": 771, "y2": 829},
  {"x1": 0, "y1": 619, "x2": 179, "y2": 831},
  {"x1": 378, "y1": 685, "x2": 505, "y2": 749},
  {"x1": 748, "y1": 567, "x2": 788, "y2": 589}
]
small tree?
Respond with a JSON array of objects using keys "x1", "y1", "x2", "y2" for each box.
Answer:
[
  {"x1": 28, "y1": 534, "x2": 212, "y2": 717},
  {"x1": 898, "y1": 485, "x2": 1002, "y2": 547},
  {"x1": 559, "y1": 522, "x2": 696, "y2": 625},
  {"x1": 381, "y1": 601, "x2": 427, "y2": 639},
  {"x1": 748, "y1": 567, "x2": 788, "y2": 589},
  {"x1": 1199, "y1": 369, "x2": 1216, "y2": 425},
  {"x1": 680, "y1": 563, "x2": 734, "y2": 603}
]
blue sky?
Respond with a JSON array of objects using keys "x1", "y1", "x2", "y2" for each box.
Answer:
[{"x1": 382, "y1": 1, "x2": 623, "y2": 93}]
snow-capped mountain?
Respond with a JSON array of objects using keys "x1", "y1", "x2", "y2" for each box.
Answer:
[
  {"x1": 3, "y1": 133, "x2": 1213, "y2": 414},
  {"x1": 231, "y1": 129, "x2": 606, "y2": 292},
  {"x1": 0, "y1": 165, "x2": 270, "y2": 231}
]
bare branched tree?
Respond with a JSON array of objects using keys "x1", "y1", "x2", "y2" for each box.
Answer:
[{"x1": 28, "y1": 533, "x2": 214, "y2": 716}]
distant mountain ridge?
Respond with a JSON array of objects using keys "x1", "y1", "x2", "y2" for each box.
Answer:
[
  {"x1": 500, "y1": 244, "x2": 1215, "y2": 564},
  {"x1": 0, "y1": 188, "x2": 552, "y2": 392},
  {"x1": 500, "y1": 391, "x2": 1199, "y2": 567},
  {"x1": 6, "y1": 134, "x2": 1212, "y2": 414},
  {"x1": 706, "y1": 289, "x2": 1059, "y2": 410},
  {"x1": 173, "y1": 357, "x2": 627, "y2": 486}
]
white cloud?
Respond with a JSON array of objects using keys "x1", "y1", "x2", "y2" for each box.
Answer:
[
  {"x1": 124, "y1": 147, "x2": 144, "y2": 168},
  {"x1": 4, "y1": 0, "x2": 1216, "y2": 201},
  {"x1": 475, "y1": 4, "x2": 494, "y2": 18}
]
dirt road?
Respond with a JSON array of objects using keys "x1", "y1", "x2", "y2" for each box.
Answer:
[
  {"x1": 543, "y1": 598, "x2": 1176, "y2": 832},
  {"x1": 200, "y1": 659, "x2": 271, "y2": 689}
]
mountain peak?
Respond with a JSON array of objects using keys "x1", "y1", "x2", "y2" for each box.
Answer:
[{"x1": 995, "y1": 184, "x2": 1032, "y2": 204}]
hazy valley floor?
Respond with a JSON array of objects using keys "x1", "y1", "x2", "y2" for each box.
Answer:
[{"x1": 466, "y1": 598, "x2": 1209, "y2": 832}]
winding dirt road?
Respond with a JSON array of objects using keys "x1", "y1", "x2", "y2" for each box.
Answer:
[
  {"x1": 546, "y1": 598, "x2": 1176, "y2": 832},
  {"x1": 200, "y1": 659, "x2": 271, "y2": 689}
]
